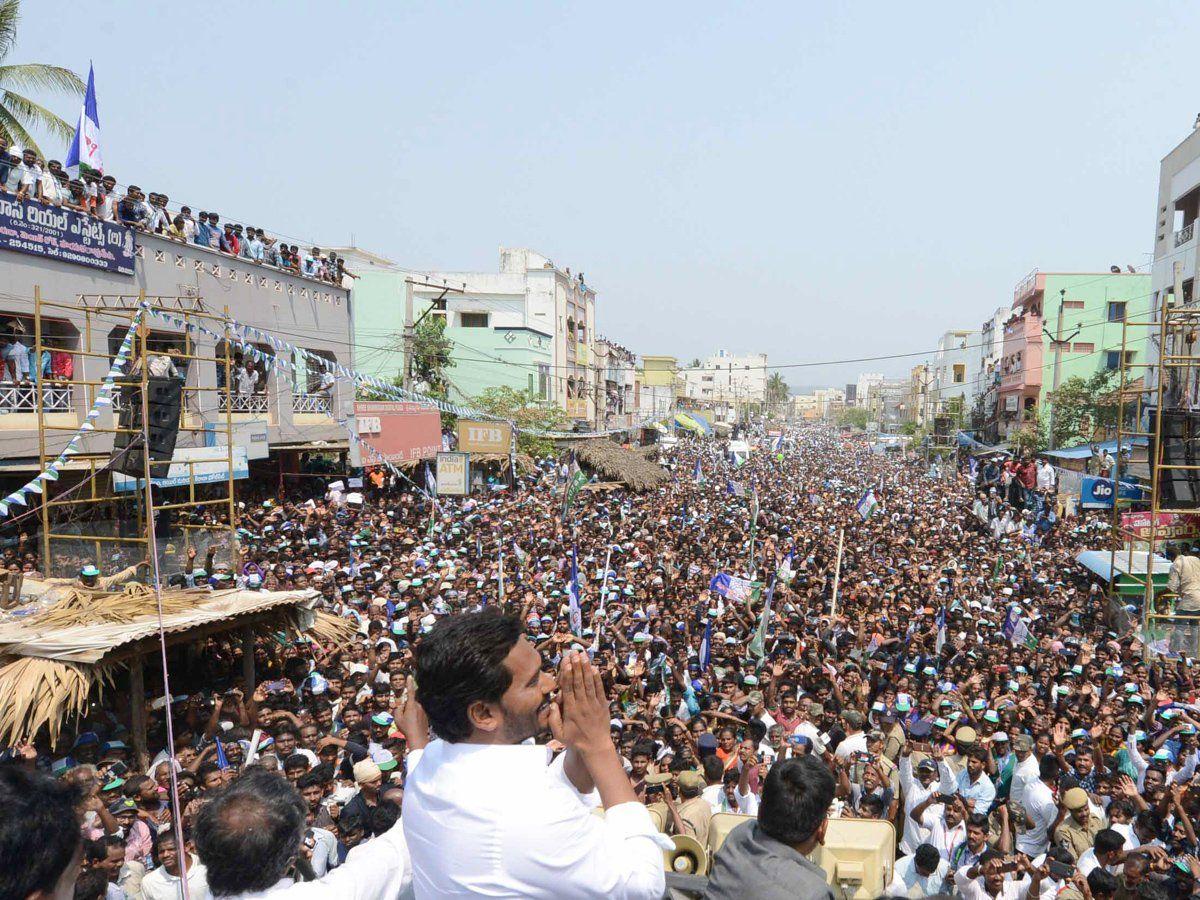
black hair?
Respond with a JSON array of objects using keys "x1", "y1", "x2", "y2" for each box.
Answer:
[
  {"x1": 965, "y1": 812, "x2": 989, "y2": 830},
  {"x1": 414, "y1": 609, "x2": 524, "y2": 743},
  {"x1": 1094, "y1": 828, "x2": 1124, "y2": 856},
  {"x1": 296, "y1": 771, "x2": 324, "y2": 791},
  {"x1": 0, "y1": 766, "x2": 82, "y2": 899},
  {"x1": 193, "y1": 770, "x2": 306, "y2": 896},
  {"x1": 72, "y1": 868, "x2": 109, "y2": 900},
  {"x1": 1038, "y1": 753, "x2": 1060, "y2": 782},
  {"x1": 83, "y1": 834, "x2": 124, "y2": 864},
  {"x1": 283, "y1": 753, "x2": 310, "y2": 772},
  {"x1": 630, "y1": 740, "x2": 656, "y2": 761},
  {"x1": 1087, "y1": 868, "x2": 1118, "y2": 896},
  {"x1": 702, "y1": 755, "x2": 726, "y2": 783},
  {"x1": 758, "y1": 756, "x2": 835, "y2": 846},
  {"x1": 914, "y1": 843, "x2": 941, "y2": 872},
  {"x1": 369, "y1": 799, "x2": 401, "y2": 836}
]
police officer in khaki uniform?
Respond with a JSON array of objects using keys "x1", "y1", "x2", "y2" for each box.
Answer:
[
  {"x1": 665, "y1": 769, "x2": 713, "y2": 847},
  {"x1": 1054, "y1": 786, "x2": 1104, "y2": 860}
]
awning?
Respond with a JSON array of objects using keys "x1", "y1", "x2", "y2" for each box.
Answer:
[
  {"x1": 1044, "y1": 437, "x2": 1148, "y2": 460},
  {"x1": 1075, "y1": 549, "x2": 1170, "y2": 582},
  {"x1": 674, "y1": 412, "x2": 712, "y2": 435}
]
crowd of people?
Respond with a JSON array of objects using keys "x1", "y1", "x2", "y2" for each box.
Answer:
[
  {"x1": 0, "y1": 137, "x2": 352, "y2": 287},
  {"x1": 3, "y1": 425, "x2": 1200, "y2": 899}
]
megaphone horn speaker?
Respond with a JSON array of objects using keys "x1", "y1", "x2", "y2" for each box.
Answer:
[{"x1": 663, "y1": 834, "x2": 709, "y2": 876}]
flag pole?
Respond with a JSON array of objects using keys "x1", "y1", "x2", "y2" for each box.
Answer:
[
  {"x1": 599, "y1": 543, "x2": 613, "y2": 613},
  {"x1": 498, "y1": 549, "x2": 505, "y2": 605},
  {"x1": 828, "y1": 526, "x2": 845, "y2": 621}
]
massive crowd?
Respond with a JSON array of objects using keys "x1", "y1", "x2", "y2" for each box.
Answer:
[
  {"x1": 0, "y1": 138, "x2": 352, "y2": 286},
  {"x1": 2, "y1": 426, "x2": 1199, "y2": 899}
]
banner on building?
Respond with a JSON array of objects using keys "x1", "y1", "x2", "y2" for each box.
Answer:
[
  {"x1": 203, "y1": 420, "x2": 269, "y2": 460},
  {"x1": 354, "y1": 401, "x2": 441, "y2": 462},
  {"x1": 456, "y1": 420, "x2": 513, "y2": 454},
  {"x1": 113, "y1": 446, "x2": 249, "y2": 492},
  {"x1": 1120, "y1": 511, "x2": 1200, "y2": 541},
  {"x1": 436, "y1": 451, "x2": 469, "y2": 496},
  {"x1": 1080, "y1": 475, "x2": 1145, "y2": 509},
  {"x1": 0, "y1": 196, "x2": 134, "y2": 274}
]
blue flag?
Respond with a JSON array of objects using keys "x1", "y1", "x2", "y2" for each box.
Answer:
[
  {"x1": 567, "y1": 546, "x2": 582, "y2": 635},
  {"x1": 699, "y1": 619, "x2": 712, "y2": 670},
  {"x1": 65, "y1": 63, "x2": 103, "y2": 174},
  {"x1": 215, "y1": 737, "x2": 230, "y2": 770},
  {"x1": 693, "y1": 458, "x2": 703, "y2": 484}
]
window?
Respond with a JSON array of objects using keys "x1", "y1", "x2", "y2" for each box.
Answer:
[
  {"x1": 953, "y1": 364, "x2": 965, "y2": 383},
  {"x1": 1107, "y1": 302, "x2": 1127, "y2": 322},
  {"x1": 537, "y1": 364, "x2": 549, "y2": 399},
  {"x1": 1073, "y1": 342, "x2": 1095, "y2": 353},
  {"x1": 1105, "y1": 350, "x2": 1135, "y2": 370},
  {"x1": 1062, "y1": 300, "x2": 1085, "y2": 310},
  {"x1": 459, "y1": 312, "x2": 489, "y2": 328}
]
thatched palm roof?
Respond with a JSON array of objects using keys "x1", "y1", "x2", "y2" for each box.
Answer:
[
  {"x1": 573, "y1": 440, "x2": 669, "y2": 491},
  {"x1": 0, "y1": 584, "x2": 354, "y2": 745}
]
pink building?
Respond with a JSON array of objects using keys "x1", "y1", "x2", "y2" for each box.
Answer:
[{"x1": 997, "y1": 271, "x2": 1045, "y2": 436}]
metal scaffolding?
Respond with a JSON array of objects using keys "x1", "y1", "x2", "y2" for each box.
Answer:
[
  {"x1": 32, "y1": 288, "x2": 239, "y2": 580},
  {"x1": 1109, "y1": 261, "x2": 1200, "y2": 656}
]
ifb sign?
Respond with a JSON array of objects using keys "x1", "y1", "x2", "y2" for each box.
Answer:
[
  {"x1": 1081, "y1": 475, "x2": 1145, "y2": 509},
  {"x1": 456, "y1": 420, "x2": 513, "y2": 454}
]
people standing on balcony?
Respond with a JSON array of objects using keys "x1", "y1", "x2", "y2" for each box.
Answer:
[
  {"x1": 14, "y1": 148, "x2": 39, "y2": 201},
  {"x1": 148, "y1": 192, "x2": 171, "y2": 234},
  {"x1": 220, "y1": 222, "x2": 239, "y2": 255},
  {"x1": 245, "y1": 228, "x2": 264, "y2": 263},
  {"x1": 3, "y1": 322, "x2": 30, "y2": 383},
  {"x1": 63, "y1": 179, "x2": 89, "y2": 213},
  {"x1": 195, "y1": 211, "x2": 214, "y2": 248},
  {"x1": 206, "y1": 213, "x2": 222, "y2": 250},
  {"x1": 236, "y1": 360, "x2": 260, "y2": 397}
]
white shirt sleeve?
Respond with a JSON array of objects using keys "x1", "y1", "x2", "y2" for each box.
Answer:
[{"x1": 269, "y1": 819, "x2": 411, "y2": 900}]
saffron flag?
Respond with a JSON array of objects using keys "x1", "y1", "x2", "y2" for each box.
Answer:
[{"x1": 65, "y1": 64, "x2": 103, "y2": 174}]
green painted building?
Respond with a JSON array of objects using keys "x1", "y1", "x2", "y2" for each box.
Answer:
[
  {"x1": 336, "y1": 247, "x2": 555, "y2": 406},
  {"x1": 999, "y1": 271, "x2": 1150, "y2": 436}
]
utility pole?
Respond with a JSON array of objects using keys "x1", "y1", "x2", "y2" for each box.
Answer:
[
  {"x1": 401, "y1": 278, "x2": 465, "y2": 393},
  {"x1": 1045, "y1": 287, "x2": 1081, "y2": 450},
  {"x1": 402, "y1": 278, "x2": 414, "y2": 391}
]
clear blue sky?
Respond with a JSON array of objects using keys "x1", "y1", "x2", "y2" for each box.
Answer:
[{"x1": 13, "y1": 2, "x2": 1198, "y2": 388}]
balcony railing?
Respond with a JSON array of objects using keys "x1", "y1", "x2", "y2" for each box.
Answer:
[
  {"x1": 292, "y1": 393, "x2": 330, "y2": 414},
  {"x1": 219, "y1": 393, "x2": 269, "y2": 414},
  {"x1": 0, "y1": 382, "x2": 73, "y2": 413},
  {"x1": 1177, "y1": 221, "x2": 1196, "y2": 248}
]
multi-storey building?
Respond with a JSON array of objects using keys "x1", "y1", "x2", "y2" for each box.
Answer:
[
  {"x1": 638, "y1": 355, "x2": 679, "y2": 422},
  {"x1": 0, "y1": 214, "x2": 354, "y2": 474},
  {"x1": 974, "y1": 306, "x2": 1010, "y2": 440},
  {"x1": 352, "y1": 247, "x2": 596, "y2": 422},
  {"x1": 929, "y1": 329, "x2": 979, "y2": 422},
  {"x1": 594, "y1": 337, "x2": 637, "y2": 430},
  {"x1": 997, "y1": 270, "x2": 1150, "y2": 437}
]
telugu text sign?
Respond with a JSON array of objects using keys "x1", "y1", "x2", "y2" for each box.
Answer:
[
  {"x1": 0, "y1": 196, "x2": 135, "y2": 275},
  {"x1": 1121, "y1": 511, "x2": 1200, "y2": 541},
  {"x1": 456, "y1": 420, "x2": 513, "y2": 454}
]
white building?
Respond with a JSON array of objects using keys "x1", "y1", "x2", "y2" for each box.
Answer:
[
  {"x1": 409, "y1": 247, "x2": 597, "y2": 421},
  {"x1": 681, "y1": 350, "x2": 768, "y2": 406},
  {"x1": 929, "y1": 329, "x2": 979, "y2": 416},
  {"x1": 974, "y1": 306, "x2": 1009, "y2": 437},
  {"x1": 855, "y1": 373, "x2": 884, "y2": 408}
]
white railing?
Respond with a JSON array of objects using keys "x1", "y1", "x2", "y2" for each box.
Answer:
[
  {"x1": 292, "y1": 393, "x2": 330, "y2": 413},
  {"x1": 1177, "y1": 221, "x2": 1196, "y2": 248},
  {"x1": 0, "y1": 382, "x2": 74, "y2": 413},
  {"x1": 218, "y1": 393, "x2": 269, "y2": 414}
]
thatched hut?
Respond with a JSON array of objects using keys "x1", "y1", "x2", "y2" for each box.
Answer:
[
  {"x1": 573, "y1": 440, "x2": 669, "y2": 491},
  {"x1": 0, "y1": 583, "x2": 354, "y2": 752}
]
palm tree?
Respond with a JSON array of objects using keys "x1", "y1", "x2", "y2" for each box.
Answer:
[
  {"x1": 765, "y1": 373, "x2": 788, "y2": 415},
  {"x1": 0, "y1": 0, "x2": 83, "y2": 158}
]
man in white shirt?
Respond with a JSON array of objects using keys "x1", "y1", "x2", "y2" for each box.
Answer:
[
  {"x1": 236, "y1": 361, "x2": 260, "y2": 396},
  {"x1": 140, "y1": 830, "x2": 210, "y2": 900},
  {"x1": 953, "y1": 852, "x2": 1043, "y2": 899},
  {"x1": 887, "y1": 843, "x2": 950, "y2": 897},
  {"x1": 1008, "y1": 734, "x2": 1040, "y2": 810},
  {"x1": 194, "y1": 767, "x2": 412, "y2": 899},
  {"x1": 1014, "y1": 754, "x2": 1059, "y2": 859},
  {"x1": 834, "y1": 709, "x2": 868, "y2": 760},
  {"x1": 897, "y1": 742, "x2": 956, "y2": 856},
  {"x1": 404, "y1": 610, "x2": 669, "y2": 899}
]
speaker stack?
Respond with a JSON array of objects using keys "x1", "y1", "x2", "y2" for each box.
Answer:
[
  {"x1": 110, "y1": 376, "x2": 183, "y2": 478},
  {"x1": 1155, "y1": 409, "x2": 1200, "y2": 509}
]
